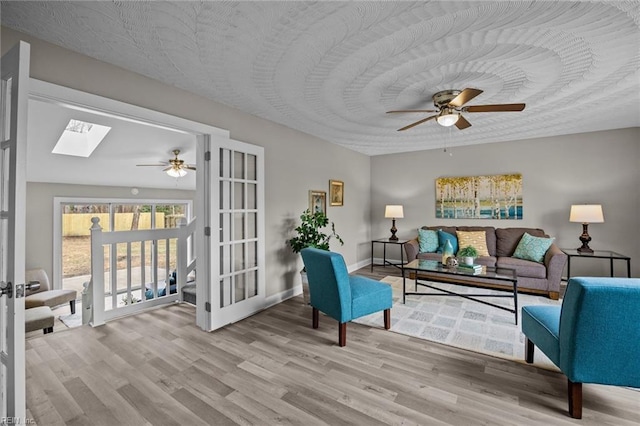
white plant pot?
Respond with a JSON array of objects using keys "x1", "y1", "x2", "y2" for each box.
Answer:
[
  {"x1": 463, "y1": 256, "x2": 474, "y2": 266},
  {"x1": 300, "y1": 270, "x2": 310, "y2": 305}
]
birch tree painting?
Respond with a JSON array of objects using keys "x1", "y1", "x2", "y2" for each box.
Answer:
[{"x1": 435, "y1": 173, "x2": 522, "y2": 219}]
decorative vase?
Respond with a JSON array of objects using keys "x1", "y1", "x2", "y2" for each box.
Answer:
[{"x1": 442, "y1": 239, "x2": 454, "y2": 265}]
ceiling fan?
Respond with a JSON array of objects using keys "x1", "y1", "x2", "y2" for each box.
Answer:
[
  {"x1": 387, "y1": 88, "x2": 525, "y2": 131},
  {"x1": 136, "y1": 149, "x2": 196, "y2": 178}
]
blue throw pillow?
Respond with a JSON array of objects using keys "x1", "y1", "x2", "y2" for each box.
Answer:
[
  {"x1": 513, "y1": 232, "x2": 554, "y2": 263},
  {"x1": 418, "y1": 229, "x2": 439, "y2": 253},
  {"x1": 436, "y1": 230, "x2": 458, "y2": 254}
]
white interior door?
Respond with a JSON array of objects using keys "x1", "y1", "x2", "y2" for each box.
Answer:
[
  {"x1": 0, "y1": 41, "x2": 30, "y2": 421},
  {"x1": 208, "y1": 138, "x2": 265, "y2": 330}
]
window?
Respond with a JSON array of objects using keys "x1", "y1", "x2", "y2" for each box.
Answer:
[{"x1": 54, "y1": 198, "x2": 192, "y2": 298}]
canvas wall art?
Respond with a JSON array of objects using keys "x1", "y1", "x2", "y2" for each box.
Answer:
[{"x1": 435, "y1": 173, "x2": 523, "y2": 219}]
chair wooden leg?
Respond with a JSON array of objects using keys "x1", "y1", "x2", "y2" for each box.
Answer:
[
  {"x1": 338, "y1": 322, "x2": 346, "y2": 347},
  {"x1": 568, "y1": 380, "x2": 582, "y2": 419},
  {"x1": 70, "y1": 299, "x2": 76, "y2": 315},
  {"x1": 525, "y1": 337, "x2": 535, "y2": 363},
  {"x1": 312, "y1": 307, "x2": 319, "y2": 329},
  {"x1": 43, "y1": 327, "x2": 53, "y2": 334},
  {"x1": 384, "y1": 309, "x2": 391, "y2": 330}
]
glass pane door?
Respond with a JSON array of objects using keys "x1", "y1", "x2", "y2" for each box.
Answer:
[
  {"x1": 210, "y1": 138, "x2": 264, "y2": 330},
  {"x1": 219, "y1": 149, "x2": 260, "y2": 306}
]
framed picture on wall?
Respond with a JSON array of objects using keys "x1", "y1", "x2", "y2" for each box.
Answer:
[
  {"x1": 435, "y1": 173, "x2": 523, "y2": 219},
  {"x1": 309, "y1": 190, "x2": 327, "y2": 214},
  {"x1": 329, "y1": 180, "x2": 344, "y2": 206}
]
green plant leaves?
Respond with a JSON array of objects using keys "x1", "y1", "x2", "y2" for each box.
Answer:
[{"x1": 288, "y1": 209, "x2": 344, "y2": 253}]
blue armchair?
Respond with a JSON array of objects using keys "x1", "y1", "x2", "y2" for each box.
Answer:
[
  {"x1": 522, "y1": 277, "x2": 640, "y2": 419},
  {"x1": 300, "y1": 247, "x2": 392, "y2": 347}
]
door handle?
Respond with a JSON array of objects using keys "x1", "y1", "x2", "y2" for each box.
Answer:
[
  {"x1": 0, "y1": 281, "x2": 12, "y2": 298},
  {"x1": 0, "y1": 281, "x2": 28, "y2": 298},
  {"x1": 26, "y1": 280, "x2": 40, "y2": 291}
]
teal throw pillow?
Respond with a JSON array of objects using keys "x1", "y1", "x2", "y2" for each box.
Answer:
[
  {"x1": 417, "y1": 229, "x2": 438, "y2": 253},
  {"x1": 436, "y1": 230, "x2": 458, "y2": 254},
  {"x1": 512, "y1": 232, "x2": 554, "y2": 263}
]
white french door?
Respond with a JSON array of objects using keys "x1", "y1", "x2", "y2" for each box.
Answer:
[
  {"x1": 207, "y1": 138, "x2": 265, "y2": 331},
  {"x1": 0, "y1": 41, "x2": 30, "y2": 421}
]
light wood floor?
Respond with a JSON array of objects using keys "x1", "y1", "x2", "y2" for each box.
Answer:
[{"x1": 26, "y1": 267, "x2": 638, "y2": 425}]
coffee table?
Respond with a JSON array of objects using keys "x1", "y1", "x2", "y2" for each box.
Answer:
[{"x1": 402, "y1": 259, "x2": 519, "y2": 324}]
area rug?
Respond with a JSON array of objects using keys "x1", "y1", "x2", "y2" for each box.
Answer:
[
  {"x1": 354, "y1": 276, "x2": 561, "y2": 371},
  {"x1": 59, "y1": 312, "x2": 82, "y2": 328}
]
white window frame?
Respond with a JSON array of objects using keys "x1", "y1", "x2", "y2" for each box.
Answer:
[{"x1": 53, "y1": 197, "x2": 193, "y2": 290}]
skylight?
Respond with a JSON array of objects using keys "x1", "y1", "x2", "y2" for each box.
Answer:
[{"x1": 52, "y1": 119, "x2": 111, "y2": 157}]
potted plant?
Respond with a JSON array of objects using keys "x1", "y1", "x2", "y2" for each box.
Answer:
[
  {"x1": 458, "y1": 245, "x2": 478, "y2": 266},
  {"x1": 289, "y1": 209, "x2": 343, "y2": 304}
]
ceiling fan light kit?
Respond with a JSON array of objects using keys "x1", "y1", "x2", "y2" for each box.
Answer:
[
  {"x1": 388, "y1": 88, "x2": 525, "y2": 131},
  {"x1": 166, "y1": 167, "x2": 187, "y2": 178},
  {"x1": 136, "y1": 149, "x2": 196, "y2": 178},
  {"x1": 436, "y1": 108, "x2": 459, "y2": 127}
]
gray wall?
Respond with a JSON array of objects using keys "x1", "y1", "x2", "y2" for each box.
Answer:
[
  {"x1": 3, "y1": 27, "x2": 372, "y2": 297},
  {"x1": 371, "y1": 127, "x2": 640, "y2": 278}
]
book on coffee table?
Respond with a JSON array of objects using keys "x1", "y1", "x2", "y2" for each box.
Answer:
[{"x1": 457, "y1": 263, "x2": 483, "y2": 273}]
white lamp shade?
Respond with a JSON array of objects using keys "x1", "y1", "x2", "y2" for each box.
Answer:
[
  {"x1": 570, "y1": 204, "x2": 604, "y2": 223},
  {"x1": 385, "y1": 205, "x2": 404, "y2": 219},
  {"x1": 167, "y1": 167, "x2": 187, "y2": 178},
  {"x1": 436, "y1": 112, "x2": 459, "y2": 127}
]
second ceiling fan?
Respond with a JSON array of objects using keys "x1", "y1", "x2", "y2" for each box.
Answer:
[
  {"x1": 387, "y1": 88, "x2": 525, "y2": 131},
  {"x1": 136, "y1": 149, "x2": 196, "y2": 178}
]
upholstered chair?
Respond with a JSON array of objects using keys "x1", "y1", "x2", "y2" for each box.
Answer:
[
  {"x1": 25, "y1": 268, "x2": 77, "y2": 314},
  {"x1": 300, "y1": 247, "x2": 392, "y2": 346},
  {"x1": 522, "y1": 277, "x2": 640, "y2": 419}
]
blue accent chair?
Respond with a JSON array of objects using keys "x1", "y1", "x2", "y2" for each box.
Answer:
[
  {"x1": 300, "y1": 247, "x2": 392, "y2": 347},
  {"x1": 522, "y1": 277, "x2": 640, "y2": 419}
]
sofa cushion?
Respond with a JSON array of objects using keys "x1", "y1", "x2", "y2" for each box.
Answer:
[
  {"x1": 25, "y1": 268, "x2": 51, "y2": 295},
  {"x1": 497, "y1": 256, "x2": 547, "y2": 279},
  {"x1": 456, "y1": 230, "x2": 490, "y2": 256},
  {"x1": 417, "y1": 229, "x2": 439, "y2": 253},
  {"x1": 416, "y1": 252, "x2": 442, "y2": 262},
  {"x1": 513, "y1": 232, "x2": 555, "y2": 263},
  {"x1": 474, "y1": 256, "x2": 497, "y2": 267},
  {"x1": 495, "y1": 227, "x2": 548, "y2": 257},
  {"x1": 436, "y1": 230, "x2": 458, "y2": 254},
  {"x1": 456, "y1": 226, "x2": 496, "y2": 256},
  {"x1": 25, "y1": 289, "x2": 77, "y2": 309},
  {"x1": 25, "y1": 306, "x2": 54, "y2": 333}
]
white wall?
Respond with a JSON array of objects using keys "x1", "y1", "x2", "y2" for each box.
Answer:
[
  {"x1": 371, "y1": 128, "x2": 640, "y2": 278},
  {"x1": 3, "y1": 27, "x2": 372, "y2": 297}
]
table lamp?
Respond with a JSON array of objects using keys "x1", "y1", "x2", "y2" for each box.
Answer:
[
  {"x1": 385, "y1": 205, "x2": 404, "y2": 241},
  {"x1": 569, "y1": 204, "x2": 604, "y2": 253}
]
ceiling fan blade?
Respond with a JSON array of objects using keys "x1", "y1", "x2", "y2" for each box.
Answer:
[
  {"x1": 162, "y1": 166, "x2": 173, "y2": 172},
  {"x1": 397, "y1": 115, "x2": 437, "y2": 131},
  {"x1": 387, "y1": 109, "x2": 438, "y2": 114},
  {"x1": 455, "y1": 115, "x2": 472, "y2": 130},
  {"x1": 136, "y1": 163, "x2": 168, "y2": 167},
  {"x1": 185, "y1": 166, "x2": 196, "y2": 171},
  {"x1": 464, "y1": 103, "x2": 526, "y2": 112},
  {"x1": 448, "y1": 88, "x2": 483, "y2": 108}
]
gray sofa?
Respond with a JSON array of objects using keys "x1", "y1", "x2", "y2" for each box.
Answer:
[{"x1": 404, "y1": 226, "x2": 567, "y2": 299}]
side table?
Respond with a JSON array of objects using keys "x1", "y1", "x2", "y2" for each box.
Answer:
[
  {"x1": 371, "y1": 238, "x2": 408, "y2": 271},
  {"x1": 561, "y1": 249, "x2": 631, "y2": 279}
]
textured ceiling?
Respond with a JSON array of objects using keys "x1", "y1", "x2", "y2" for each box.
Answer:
[{"x1": 2, "y1": 1, "x2": 639, "y2": 156}]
